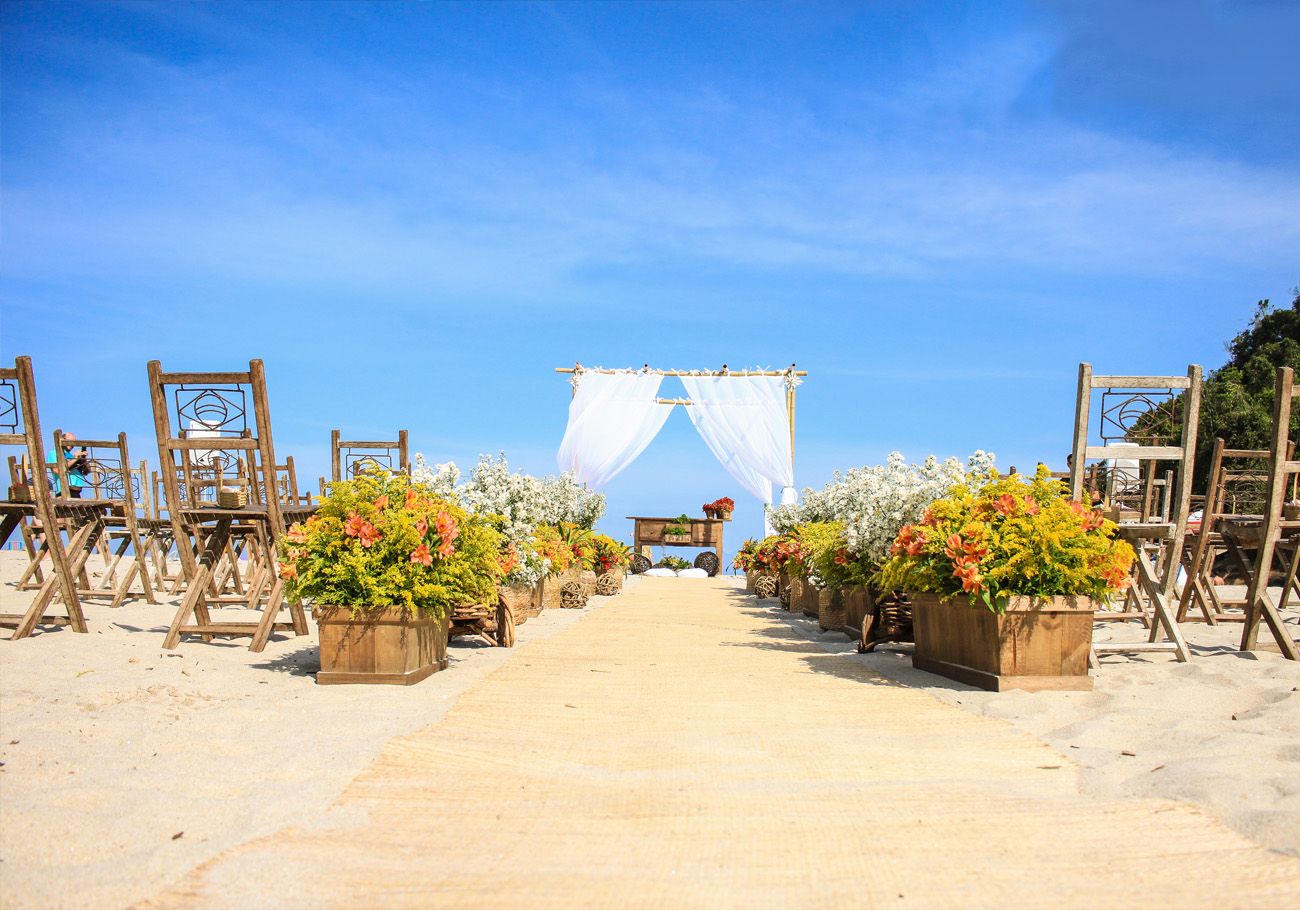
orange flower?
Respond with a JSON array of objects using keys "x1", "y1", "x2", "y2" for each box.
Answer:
[
  {"x1": 374, "y1": 494, "x2": 389, "y2": 510},
  {"x1": 919, "y1": 507, "x2": 937, "y2": 527},
  {"x1": 410, "y1": 543, "x2": 433, "y2": 567},
  {"x1": 344, "y1": 512, "x2": 368, "y2": 538},
  {"x1": 1024, "y1": 497, "x2": 1040, "y2": 515},
  {"x1": 993, "y1": 493, "x2": 1018, "y2": 516},
  {"x1": 405, "y1": 488, "x2": 418, "y2": 510},
  {"x1": 286, "y1": 523, "x2": 307, "y2": 543},
  {"x1": 358, "y1": 523, "x2": 381, "y2": 548},
  {"x1": 416, "y1": 517, "x2": 428, "y2": 536},
  {"x1": 279, "y1": 562, "x2": 298, "y2": 580},
  {"x1": 434, "y1": 511, "x2": 459, "y2": 557},
  {"x1": 1081, "y1": 509, "x2": 1105, "y2": 531}
]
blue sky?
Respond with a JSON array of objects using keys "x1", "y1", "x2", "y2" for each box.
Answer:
[{"x1": 2, "y1": 0, "x2": 1297, "y2": 557}]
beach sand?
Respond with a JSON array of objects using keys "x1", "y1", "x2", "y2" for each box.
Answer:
[
  {"x1": 781, "y1": 583, "x2": 1300, "y2": 858},
  {"x1": 0, "y1": 551, "x2": 630, "y2": 910},
  {"x1": 2, "y1": 555, "x2": 1298, "y2": 908}
]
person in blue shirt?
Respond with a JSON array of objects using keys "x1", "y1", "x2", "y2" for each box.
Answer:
[{"x1": 47, "y1": 433, "x2": 90, "y2": 498}]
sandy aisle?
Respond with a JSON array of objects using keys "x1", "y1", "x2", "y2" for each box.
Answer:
[
  {"x1": 0, "y1": 552, "x2": 629, "y2": 910},
  {"x1": 139, "y1": 577, "x2": 1300, "y2": 909},
  {"x1": 786, "y1": 584, "x2": 1300, "y2": 859}
]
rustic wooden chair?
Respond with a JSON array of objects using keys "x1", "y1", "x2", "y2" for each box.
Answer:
[
  {"x1": 0, "y1": 356, "x2": 105, "y2": 638},
  {"x1": 148, "y1": 359, "x2": 309, "y2": 651},
  {"x1": 330, "y1": 429, "x2": 409, "y2": 482},
  {"x1": 1176, "y1": 439, "x2": 1281, "y2": 624},
  {"x1": 48, "y1": 431, "x2": 158, "y2": 608},
  {"x1": 1221, "y1": 366, "x2": 1300, "y2": 660},
  {"x1": 1069, "y1": 363, "x2": 1202, "y2": 663}
]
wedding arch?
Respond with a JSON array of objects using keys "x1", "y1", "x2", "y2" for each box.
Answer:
[{"x1": 554, "y1": 364, "x2": 805, "y2": 525}]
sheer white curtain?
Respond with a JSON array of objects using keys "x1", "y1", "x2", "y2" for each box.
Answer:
[
  {"x1": 678, "y1": 375, "x2": 794, "y2": 505},
  {"x1": 556, "y1": 372, "x2": 671, "y2": 489}
]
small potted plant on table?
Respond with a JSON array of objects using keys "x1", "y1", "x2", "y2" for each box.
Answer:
[
  {"x1": 281, "y1": 468, "x2": 504, "y2": 686},
  {"x1": 703, "y1": 497, "x2": 735, "y2": 520},
  {"x1": 663, "y1": 514, "x2": 692, "y2": 544},
  {"x1": 878, "y1": 467, "x2": 1135, "y2": 692}
]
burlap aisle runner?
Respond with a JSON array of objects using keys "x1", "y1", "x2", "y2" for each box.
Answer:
[{"x1": 143, "y1": 577, "x2": 1300, "y2": 909}]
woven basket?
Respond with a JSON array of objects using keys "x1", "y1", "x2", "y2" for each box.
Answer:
[
  {"x1": 819, "y1": 587, "x2": 847, "y2": 633},
  {"x1": 860, "y1": 591, "x2": 914, "y2": 653},
  {"x1": 498, "y1": 584, "x2": 533, "y2": 626},
  {"x1": 217, "y1": 488, "x2": 247, "y2": 509},
  {"x1": 754, "y1": 574, "x2": 778, "y2": 599},
  {"x1": 579, "y1": 568, "x2": 598, "y2": 597},
  {"x1": 778, "y1": 572, "x2": 791, "y2": 608},
  {"x1": 744, "y1": 570, "x2": 757, "y2": 593},
  {"x1": 540, "y1": 573, "x2": 564, "y2": 611},
  {"x1": 595, "y1": 571, "x2": 624, "y2": 595}
]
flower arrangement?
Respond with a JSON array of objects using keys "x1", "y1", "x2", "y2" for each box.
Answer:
[
  {"x1": 591, "y1": 534, "x2": 632, "y2": 574},
  {"x1": 556, "y1": 522, "x2": 597, "y2": 569},
  {"x1": 769, "y1": 451, "x2": 996, "y2": 580},
  {"x1": 703, "y1": 496, "x2": 735, "y2": 516},
  {"x1": 655, "y1": 555, "x2": 691, "y2": 571},
  {"x1": 877, "y1": 466, "x2": 1135, "y2": 612},
  {"x1": 732, "y1": 538, "x2": 760, "y2": 572},
  {"x1": 752, "y1": 532, "x2": 805, "y2": 576},
  {"x1": 278, "y1": 468, "x2": 503, "y2": 618},
  {"x1": 532, "y1": 523, "x2": 575, "y2": 576}
]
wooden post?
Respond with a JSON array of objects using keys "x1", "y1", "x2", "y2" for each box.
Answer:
[
  {"x1": 330, "y1": 429, "x2": 342, "y2": 483},
  {"x1": 1069, "y1": 363, "x2": 1092, "y2": 501}
]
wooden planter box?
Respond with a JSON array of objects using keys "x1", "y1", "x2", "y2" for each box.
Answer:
[
  {"x1": 801, "y1": 582, "x2": 832, "y2": 620},
  {"x1": 786, "y1": 575, "x2": 805, "y2": 613},
  {"x1": 663, "y1": 533, "x2": 690, "y2": 544},
  {"x1": 525, "y1": 581, "x2": 544, "y2": 618},
  {"x1": 314, "y1": 606, "x2": 450, "y2": 686},
  {"x1": 540, "y1": 573, "x2": 565, "y2": 611},
  {"x1": 841, "y1": 586, "x2": 872, "y2": 641},
  {"x1": 910, "y1": 593, "x2": 1095, "y2": 692}
]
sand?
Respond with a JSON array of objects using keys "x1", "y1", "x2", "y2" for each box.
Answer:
[
  {"x1": 0, "y1": 552, "x2": 630, "y2": 909},
  {"x1": 1, "y1": 559, "x2": 1298, "y2": 908}
]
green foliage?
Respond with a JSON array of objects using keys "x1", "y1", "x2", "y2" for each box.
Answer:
[
  {"x1": 655, "y1": 555, "x2": 691, "y2": 571},
  {"x1": 796, "y1": 521, "x2": 849, "y2": 586},
  {"x1": 590, "y1": 534, "x2": 632, "y2": 573},
  {"x1": 1131, "y1": 294, "x2": 1300, "y2": 490},
  {"x1": 664, "y1": 514, "x2": 692, "y2": 535},
  {"x1": 279, "y1": 469, "x2": 503, "y2": 619},
  {"x1": 876, "y1": 467, "x2": 1135, "y2": 611}
]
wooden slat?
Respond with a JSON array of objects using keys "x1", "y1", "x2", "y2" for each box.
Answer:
[
  {"x1": 335, "y1": 440, "x2": 404, "y2": 448},
  {"x1": 1083, "y1": 445, "x2": 1186, "y2": 460},
  {"x1": 165, "y1": 436, "x2": 259, "y2": 451},
  {"x1": 1090, "y1": 375, "x2": 1193, "y2": 389},
  {"x1": 154, "y1": 371, "x2": 252, "y2": 385}
]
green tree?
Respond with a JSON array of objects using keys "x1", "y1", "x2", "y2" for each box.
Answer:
[{"x1": 1191, "y1": 292, "x2": 1300, "y2": 490}]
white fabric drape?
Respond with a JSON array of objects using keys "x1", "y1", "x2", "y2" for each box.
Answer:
[
  {"x1": 678, "y1": 375, "x2": 794, "y2": 505},
  {"x1": 556, "y1": 372, "x2": 671, "y2": 489}
]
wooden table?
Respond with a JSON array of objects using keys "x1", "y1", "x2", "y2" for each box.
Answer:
[{"x1": 627, "y1": 516, "x2": 724, "y2": 564}]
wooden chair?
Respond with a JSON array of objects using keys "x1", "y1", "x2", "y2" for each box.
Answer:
[
  {"x1": 1221, "y1": 366, "x2": 1300, "y2": 660},
  {"x1": 330, "y1": 429, "x2": 409, "y2": 482},
  {"x1": 1069, "y1": 363, "x2": 1202, "y2": 663},
  {"x1": 1176, "y1": 439, "x2": 1283, "y2": 624},
  {"x1": 0, "y1": 356, "x2": 101, "y2": 638},
  {"x1": 49, "y1": 431, "x2": 158, "y2": 608},
  {"x1": 147, "y1": 359, "x2": 310, "y2": 652}
]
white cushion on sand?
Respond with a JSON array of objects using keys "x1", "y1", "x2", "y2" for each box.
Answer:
[
  {"x1": 644, "y1": 568, "x2": 678, "y2": 577},
  {"x1": 677, "y1": 568, "x2": 708, "y2": 578}
]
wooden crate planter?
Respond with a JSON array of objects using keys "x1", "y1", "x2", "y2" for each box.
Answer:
[
  {"x1": 841, "y1": 586, "x2": 872, "y2": 640},
  {"x1": 540, "y1": 573, "x2": 565, "y2": 611},
  {"x1": 314, "y1": 606, "x2": 450, "y2": 686},
  {"x1": 910, "y1": 592, "x2": 1096, "y2": 692},
  {"x1": 801, "y1": 582, "x2": 832, "y2": 620}
]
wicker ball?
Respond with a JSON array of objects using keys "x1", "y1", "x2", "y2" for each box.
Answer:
[
  {"x1": 560, "y1": 581, "x2": 588, "y2": 609},
  {"x1": 693, "y1": 551, "x2": 720, "y2": 577},
  {"x1": 754, "y1": 575, "x2": 778, "y2": 599},
  {"x1": 595, "y1": 573, "x2": 622, "y2": 596},
  {"x1": 630, "y1": 553, "x2": 652, "y2": 575}
]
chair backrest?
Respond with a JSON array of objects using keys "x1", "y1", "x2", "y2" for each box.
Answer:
[
  {"x1": 147, "y1": 360, "x2": 285, "y2": 536},
  {"x1": 1259, "y1": 367, "x2": 1300, "y2": 528},
  {"x1": 1069, "y1": 364, "x2": 1203, "y2": 537},
  {"x1": 49, "y1": 430, "x2": 145, "y2": 510},
  {"x1": 0, "y1": 357, "x2": 56, "y2": 506},
  {"x1": 330, "y1": 428, "x2": 409, "y2": 482}
]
